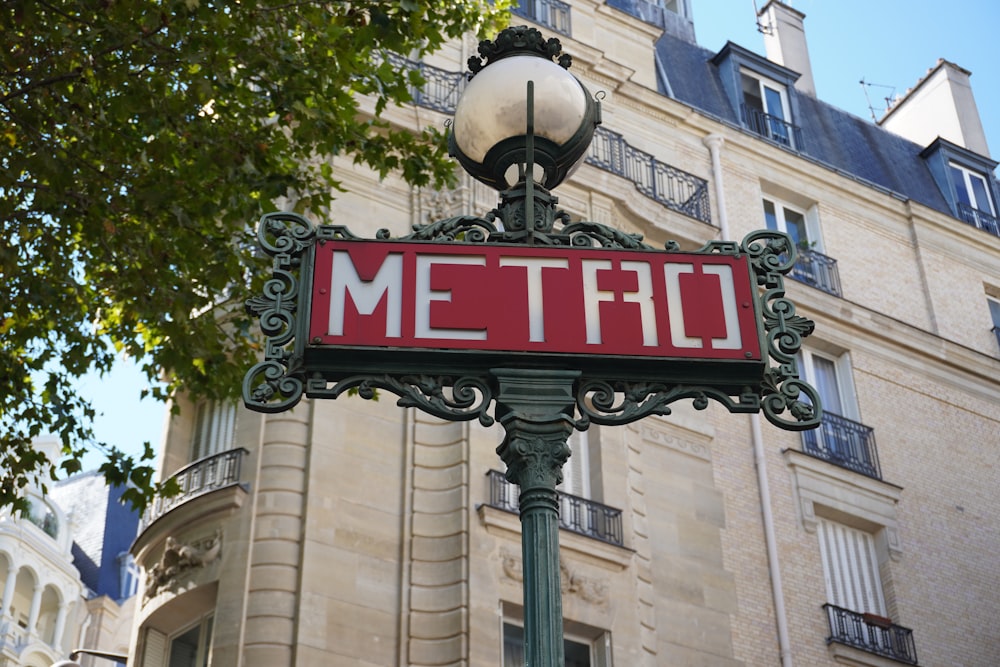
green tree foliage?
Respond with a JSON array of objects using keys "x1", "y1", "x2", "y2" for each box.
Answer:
[{"x1": 1, "y1": 0, "x2": 510, "y2": 511}]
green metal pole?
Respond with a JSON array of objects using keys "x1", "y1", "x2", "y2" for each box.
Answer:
[{"x1": 492, "y1": 369, "x2": 580, "y2": 667}]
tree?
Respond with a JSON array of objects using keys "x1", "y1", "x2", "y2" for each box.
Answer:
[{"x1": 1, "y1": 0, "x2": 511, "y2": 511}]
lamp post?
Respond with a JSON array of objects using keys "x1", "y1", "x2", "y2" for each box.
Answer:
[
  {"x1": 244, "y1": 23, "x2": 821, "y2": 667},
  {"x1": 448, "y1": 26, "x2": 601, "y2": 665}
]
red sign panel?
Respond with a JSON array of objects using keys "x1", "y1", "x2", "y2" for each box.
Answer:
[{"x1": 308, "y1": 240, "x2": 762, "y2": 362}]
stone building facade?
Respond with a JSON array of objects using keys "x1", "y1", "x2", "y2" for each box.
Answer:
[{"x1": 129, "y1": 1, "x2": 1000, "y2": 666}]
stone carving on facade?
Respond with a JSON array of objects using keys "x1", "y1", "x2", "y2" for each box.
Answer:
[
  {"x1": 144, "y1": 529, "x2": 222, "y2": 598},
  {"x1": 420, "y1": 185, "x2": 466, "y2": 223},
  {"x1": 500, "y1": 548, "x2": 608, "y2": 605},
  {"x1": 637, "y1": 422, "x2": 712, "y2": 461}
]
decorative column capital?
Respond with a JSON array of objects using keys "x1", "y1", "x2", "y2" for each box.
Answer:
[{"x1": 492, "y1": 369, "x2": 579, "y2": 493}]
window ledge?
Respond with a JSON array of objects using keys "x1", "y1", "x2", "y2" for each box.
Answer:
[
  {"x1": 783, "y1": 449, "x2": 903, "y2": 561},
  {"x1": 477, "y1": 504, "x2": 634, "y2": 571}
]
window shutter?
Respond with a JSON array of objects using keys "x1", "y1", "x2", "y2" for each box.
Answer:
[
  {"x1": 817, "y1": 518, "x2": 886, "y2": 616},
  {"x1": 142, "y1": 627, "x2": 167, "y2": 667}
]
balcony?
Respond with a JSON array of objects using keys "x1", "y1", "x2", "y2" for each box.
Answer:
[
  {"x1": 791, "y1": 248, "x2": 842, "y2": 297},
  {"x1": 588, "y1": 126, "x2": 711, "y2": 223},
  {"x1": 142, "y1": 448, "x2": 248, "y2": 527},
  {"x1": 512, "y1": 0, "x2": 572, "y2": 36},
  {"x1": 957, "y1": 202, "x2": 1000, "y2": 237},
  {"x1": 385, "y1": 55, "x2": 713, "y2": 225},
  {"x1": 384, "y1": 52, "x2": 464, "y2": 114},
  {"x1": 824, "y1": 604, "x2": 918, "y2": 665},
  {"x1": 741, "y1": 104, "x2": 803, "y2": 149},
  {"x1": 486, "y1": 470, "x2": 623, "y2": 546},
  {"x1": 802, "y1": 412, "x2": 881, "y2": 480}
]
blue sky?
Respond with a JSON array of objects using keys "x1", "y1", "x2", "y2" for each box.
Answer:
[
  {"x1": 83, "y1": 0, "x2": 1000, "y2": 469},
  {"x1": 694, "y1": 0, "x2": 1000, "y2": 158}
]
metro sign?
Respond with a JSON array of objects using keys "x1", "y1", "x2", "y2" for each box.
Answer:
[{"x1": 305, "y1": 240, "x2": 765, "y2": 387}]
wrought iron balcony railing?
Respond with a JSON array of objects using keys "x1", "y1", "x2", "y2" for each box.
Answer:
[
  {"x1": 384, "y1": 52, "x2": 465, "y2": 114},
  {"x1": 824, "y1": 604, "x2": 918, "y2": 664},
  {"x1": 802, "y1": 412, "x2": 881, "y2": 479},
  {"x1": 957, "y1": 202, "x2": 1000, "y2": 237},
  {"x1": 486, "y1": 469, "x2": 624, "y2": 546},
  {"x1": 512, "y1": 0, "x2": 572, "y2": 36},
  {"x1": 791, "y1": 247, "x2": 842, "y2": 297},
  {"x1": 588, "y1": 126, "x2": 711, "y2": 223},
  {"x1": 381, "y1": 55, "x2": 713, "y2": 225},
  {"x1": 741, "y1": 104, "x2": 803, "y2": 150},
  {"x1": 142, "y1": 448, "x2": 248, "y2": 527}
]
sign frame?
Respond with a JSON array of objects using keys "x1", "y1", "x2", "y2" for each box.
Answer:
[{"x1": 243, "y1": 211, "x2": 821, "y2": 432}]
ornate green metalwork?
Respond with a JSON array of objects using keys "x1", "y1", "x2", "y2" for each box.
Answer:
[
  {"x1": 242, "y1": 209, "x2": 821, "y2": 431},
  {"x1": 571, "y1": 230, "x2": 821, "y2": 431},
  {"x1": 305, "y1": 373, "x2": 495, "y2": 427},
  {"x1": 466, "y1": 25, "x2": 571, "y2": 79}
]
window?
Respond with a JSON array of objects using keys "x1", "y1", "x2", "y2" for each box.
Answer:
[
  {"x1": 920, "y1": 138, "x2": 999, "y2": 236},
  {"x1": 741, "y1": 71, "x2": 795, "y2": 147},
  {"x1": 799, "y1": 350, "x2": 881, "y2": 479},
  {"x1": 512, "y1": 0, "x2": 571, "y2": 36},
  {"x1": 558, "y1": 429, "x2": 593, "y2": 499},
  {"x1": 191, "y1": 400, "x2": 237, "y2": 461},
  {"x1": 990, "y1": 298, "x2": 1000, "y2": 349},
  {"x1": 763, "y1": 197, "x2": 813, "y2": 250},
  {"x1": 818, "y1": 518, "x2": 886, "y2": 618},
  {"x1": 800, "y1": 350, "x2": 855, "y2": 420},
  {"x1": 143, "y1": 615, "x2": 214, "y2": 667},
  {"x1": 817, "y1": 518, "x2": 918, "y2": 663},
  {"x1": 762, "y1": 196, "x2": 841, "y2": 296},
  {"x1": 503, "y1": 622, "x2": 611, "y2": 667},
  {"x1": 950, "y1": 162, "x2": 996, "y2": 218},
  {"x1": 557, "y1": 429, "x2": 609, "y2": 539},
  {"x1": 118, "y1": 551, "x2": 141, "y2": 600}
]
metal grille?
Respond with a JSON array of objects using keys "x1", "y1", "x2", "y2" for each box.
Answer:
[
  {"x1": 802, "y1": 412, "x2": 881, "y2": 479},
  {"x1": 587, "y1": 126, "x2": 711, "y2": 223},
  {"x1": 957, "y1": 202, "x2": 1000, "y2": 237},
  {"x1": 741, "y1": 103, "x2": 804, "y2": 149},
  {"x1": 824, "y1": 604, "x2": 918, "y2": 665},
  {"x1": 382, "y1": 55, "x2": 712, "y2": 225},
  {"x1": 791, "y1": 248, "x2": 842, "y2": 297},
  {"x1": 487, "y1": 469, "x2": 623, "y2": 546},
  {"x1": 142, "y1": 448, "x2": 248, "y2": 526}
]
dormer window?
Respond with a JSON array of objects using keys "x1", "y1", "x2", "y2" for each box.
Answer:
[
  {"x1": 741, "y1": 70, "x2": 795, "y2": 147},
  {"x1": 711, "y1": 42, "x2": 803, "y2": 150},
  {"x1": 950, "y1": 162, "x2": 997, "y2": 228},
  {"x1": 920, "y1": 138, "x2": 999, "y2": 237}
]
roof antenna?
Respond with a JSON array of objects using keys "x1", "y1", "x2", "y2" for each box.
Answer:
[
  {"x1": 752, "y1": 0, "x2": 773, "y2": 34},
  {"x1": 860, "y1": 78, "x2": 897, "y2": 122}
]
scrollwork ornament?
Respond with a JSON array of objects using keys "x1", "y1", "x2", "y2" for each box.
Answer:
[
  {"x1": 258, "y1": 211, "x2": 317, "y2": 258},
  {"x1": 306, "y1": 373, "x2": 495, "y2": 426},
  {"x1": 741, "y1": 229, "x2": 823, "y2": 431},
  {"x1": 242, "y1": 212, "x2": 318, "y2": 412},
  {"x1": 242, "y1": 360, "x2": 305, "y2": 413},
  {"x1": 390, "y1": 214, "x2": 499, "y2": 243},
  {"x1": 561, "y1": 221, "x2": 652, "y2": 250},
  {"x1": 575, "y1": 379, "x2": 759, "y2": 429}
]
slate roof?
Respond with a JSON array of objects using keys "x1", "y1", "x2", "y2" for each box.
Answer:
[{"x1": 654, "y1": 31, "x2": 954, "y2": 217}]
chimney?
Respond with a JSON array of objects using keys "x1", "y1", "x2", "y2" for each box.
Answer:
[
  {"x1": 759, "y1": 1, "x2": 816, "y2": 96},
  {"x1": 879, "y1": 60, "x2": 991, "y2": 157}
]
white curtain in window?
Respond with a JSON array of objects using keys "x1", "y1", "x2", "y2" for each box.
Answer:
[
  {"x1": 191, "y1": 401, "x2": 237, "y2": 461},
  {"x1": 817, "y1": 518, "x2": 886, "y2": 616}
]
